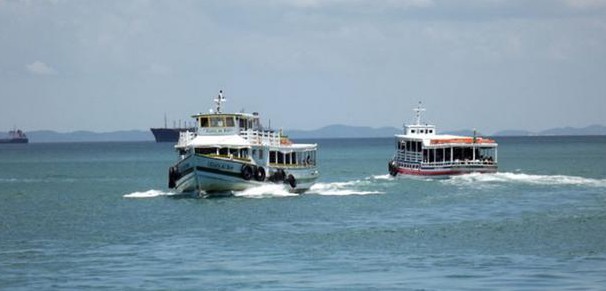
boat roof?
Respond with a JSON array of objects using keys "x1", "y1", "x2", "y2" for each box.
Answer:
[
  {"x1": 191, "y1": 112, "x2": 257, "y2": 119},
  {"x1": 396, "y1": 133, "x2": 497, "y2": 146},
  {"x1": 183, "y1": 134, "x2": 317, "y2": 150},
  {"x1": 189, "y1": 134, "x2": 251, "y2": 148},
  {"x1": 271, "y1": 143, "x2": 317, "y2": 152}
]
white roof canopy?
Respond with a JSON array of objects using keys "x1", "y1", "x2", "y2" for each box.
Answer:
[{"x1": 189, "y1": 134, "x2": 251, "y2": 148}]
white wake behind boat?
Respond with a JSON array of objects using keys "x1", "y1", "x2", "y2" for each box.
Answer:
[
  {"x1": 388, "y1": 102, "x2": 498, "y2": 177},
  {"x1": 168, "y1": 91, "x2": 319, "y2": 196}
]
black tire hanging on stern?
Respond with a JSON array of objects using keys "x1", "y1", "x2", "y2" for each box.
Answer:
[
  {"x1": 168, "y1": 167, "x2": 176, "y2": 188},
  {"x1": 255, "y1": 167, "x2": 266, "y2": 182},
  {"x1": 286, "y1": 174, "x2": 297, "y2": 189},
  {"x1": 241, "y1": 164, "x2": 254, "y2": 181},
  {"x1": 388, "y1": 161, "x2": 398, "y2": 177}
]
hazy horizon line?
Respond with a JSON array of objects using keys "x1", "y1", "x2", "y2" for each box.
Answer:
[{"x1": 4, "y1": 123, "x2": 605, "y2": 136}]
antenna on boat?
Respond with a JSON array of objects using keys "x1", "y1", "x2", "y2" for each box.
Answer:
[
  {"x1": 213, "y1": 90, "x2": 226, "y2": 114},
  {"x1": 414, "y1": 101, "x2": 425, "y2": 125}
]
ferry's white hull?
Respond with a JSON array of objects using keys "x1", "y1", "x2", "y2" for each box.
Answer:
[{"x1": 171, "y1": 154, "x2": 319, "y2": 196}]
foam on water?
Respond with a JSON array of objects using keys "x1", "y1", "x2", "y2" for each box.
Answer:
[
  {"x1": 370, "y1": 174, "x2": 393, "y2": 180},
  {"x1": 446, "y1": 172, "x2": 606, "y2": 188},
  {"x1": 233, "y1": 184, "x2": 298, "y2": 199},
  {"x1": 309, "y1": 180, "x2": 383, "y2": 196},
  {"x1": 123, "y1": 189, "x2": 175, "y2": 198}
]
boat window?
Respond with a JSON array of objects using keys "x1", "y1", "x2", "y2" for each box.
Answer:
[
  {"x1": 240, "y1": 148, "x2": 249, "y2": 158},
  {"x1": 269, "y1": 151, "x2": 277, "y2": 163},
  {"x1": 199, "y1": 117, "x2": 209, "y2": 128},
  {"x1": 219, "y1": 148, "x2": 229, "y2": 156},
  {"x1": 259, "y1": 149, "x2": 264, "y2": 159},
  {"x1": 229, "y1": 148, "x2": 239, "y2": 156},
  {"x1": 225, "y1": 117, "x2": 235, "y2": 127},
  {"x1": 195, "y1": 147, "x2": 216, "y2": 155},
  {"x1": 210, "y1": 117, "x2": 224, "y2": 127},
  {"x1": 411, "y1": 129, "x2": 416, "y2": 133},
  {"x1": 239, "y1": 118, "x2": 247, "y2": 129}
]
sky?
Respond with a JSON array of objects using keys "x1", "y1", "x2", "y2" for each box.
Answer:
[{"x1": 1, "y1": 0, "x2": 605, "y2": 134}]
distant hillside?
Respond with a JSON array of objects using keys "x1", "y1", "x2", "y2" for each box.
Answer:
[
  {"x1": 7, "y1": 130, "x2": 155, "y2": 143},
  {"x1": 441, "y1": 129, "x2": 494, "y2": 137},
  {"x1": 3, "y1": 124, "x2": 604, "y2": 143},
  {"x1": 494, "y1": 124, "x2": 606, "y2": 136}
]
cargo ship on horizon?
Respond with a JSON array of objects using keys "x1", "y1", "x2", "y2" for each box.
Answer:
[
  {"x1": 150, "y1": 115, "x2": 195, "y2": 143},
  {"x1": 0, "y1": 128, "x2": 29, "y2": 144}
]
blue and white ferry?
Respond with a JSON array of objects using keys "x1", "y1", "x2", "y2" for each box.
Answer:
[{"x1": 168, "y1": 91, "x2": 319, "y2": 196}]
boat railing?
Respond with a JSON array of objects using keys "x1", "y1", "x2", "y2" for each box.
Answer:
[
  {"x1": 240, "y1": 129, "x2": 281, "y2": 146},
  {"x1": 421, "y1": 159, "x2": 497, "y2": 167},
  {"x1": 176, "y1": 131, "x2": 196, "y2": 147},
  {"x1": 396, "y1": 150, "x2": 422, "y2": 162}
]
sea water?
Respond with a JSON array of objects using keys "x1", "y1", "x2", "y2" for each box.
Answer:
[{"x1": 1, "y1": 137, "x2": 605, "y2": 290}]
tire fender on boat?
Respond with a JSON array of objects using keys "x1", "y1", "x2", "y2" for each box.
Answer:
[
  {"x1": 388, "y1": 161, "x2": 398, "y2": 177},
  {"x1": 286, "y1": 174, "x2": 297, "y2": 189},
  {"x1": 269, "y1": 169, "x2": 286, "y2": 182},
  {"x1": 168, "y1": 166, "x2": 178, "y2": 188},
  {"x1": 241, "y1": 164, "x2": 254, "y2": 181},
  {"x1": 254, "y1": 167, "x2": 266, "y2": 182}
]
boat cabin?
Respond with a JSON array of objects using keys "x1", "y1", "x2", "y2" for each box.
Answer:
[
  {"x1": 394, "y1": 135, "x2": 497, "y2": 166},
  {"x1": 268, "y1": 148, "x2": 317, "y2": 168},
  {"x1": 193, "y1": 112, "x2": 262, "y2": 135}
]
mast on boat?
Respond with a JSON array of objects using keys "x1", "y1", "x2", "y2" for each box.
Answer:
[
  {"x1": 213, "y1": 90, "x2": 226, "y2": 114},
  {"x1": 413, "y1": 101, "x2": 425, "y2": 125}
]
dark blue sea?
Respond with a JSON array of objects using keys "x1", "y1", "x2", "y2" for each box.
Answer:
[{"x1": 1, "y1": 136, "x2": 605, "y2": 290}]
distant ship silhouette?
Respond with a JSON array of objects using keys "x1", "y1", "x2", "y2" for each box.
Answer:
[{"x1": 1, "y1": 128, "x2": 28, "y2": 144}]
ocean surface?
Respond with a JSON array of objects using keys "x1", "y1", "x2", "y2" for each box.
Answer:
[{"x1": 1, "y1": 136, "x2": 605, "y2": 290}]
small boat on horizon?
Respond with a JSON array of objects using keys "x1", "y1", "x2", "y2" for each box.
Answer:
[
  {"x1": 168, "y1": 90, "x2": 319, "y2": 196},
  {"x1": 388, "y1": 102, "x2": 497, "y2": 177},
  {"x1": 0, "y1": 128, "x2": 29, "y2": 144}
]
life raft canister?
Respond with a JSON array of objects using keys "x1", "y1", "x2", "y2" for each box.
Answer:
[
  {"x1": 254, "y1": 167, "x2": 266, "y2": 182},
  {"x1": 241, "y1": 164, "x2": 254, "y2": 180}
]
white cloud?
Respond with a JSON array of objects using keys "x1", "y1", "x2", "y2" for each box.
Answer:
[{"x1": 25, "y1": 61, "x2": 56, "y2": 75}]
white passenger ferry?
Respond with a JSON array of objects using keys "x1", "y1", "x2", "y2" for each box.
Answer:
[
  {"x1": 388, "y1": 103, "x2": 497, "y2": 177},
  {"x1": 168, "y1": 91, "x2": 319, "y2": 196}
]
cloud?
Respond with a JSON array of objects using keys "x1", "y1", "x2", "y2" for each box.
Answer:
[{"x1": 25, "y1": 61, "x2": 57, "y2": 75}]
